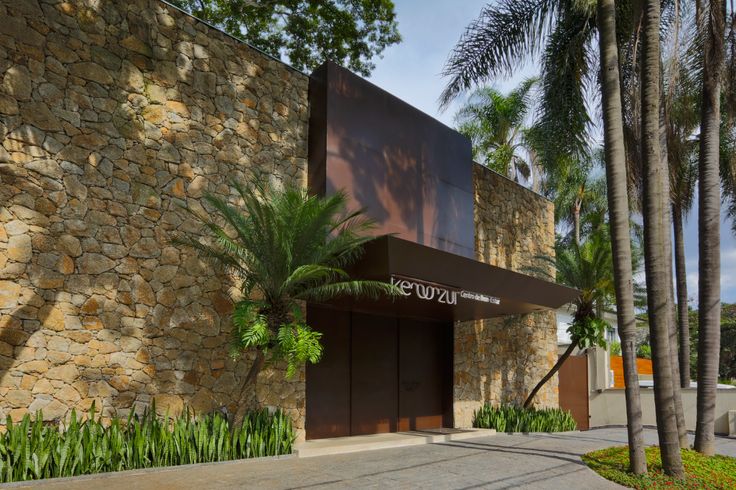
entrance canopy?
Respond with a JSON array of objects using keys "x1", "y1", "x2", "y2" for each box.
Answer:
[{"x1": 329, "y1": 236, "x2": 579, "y2": 322}]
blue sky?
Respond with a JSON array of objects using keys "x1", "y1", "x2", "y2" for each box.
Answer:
[{"x1": 366, "y1": 0, "x2": 736, "y2": 304}]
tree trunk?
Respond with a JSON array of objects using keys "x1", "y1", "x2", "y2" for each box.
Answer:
[
  {"x1": 695, "y1": 0, "x2": 725, "y2": 457},
  {"x1": 672, "y1": 204, "x2": 691, "y2": 388},
  {"x1": 523, "y1": 341, "x2": 578, "y2": 409},
  {"x1": 660, "y1": 84, "x2": 688, "y2": 448},
  {"x1": 597, "y1": 0, "x2": 647, "y2": 474},
  {"x1": 573, "y1": 199, "x2": 582, "y2": 246},
  {"x1": 641, "y1": 0, "x2": 685, "y2": 477},
  {"x1": 233, "y1": 350, "x2": 265, "y2": 424}
]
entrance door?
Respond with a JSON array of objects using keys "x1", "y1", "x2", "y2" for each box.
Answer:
[
  {"x1": 306, "y1": 306, "x2": 452, "y2": 439},
  {"x1": 398, "y1": 319, "x2": 451, "y2": 431},
  {"x1": 558, "y1": 353, "x2": 589, "y2": 430},
  {"x1": 350, "y1": 313, "x2": 398, "y2": 435}
]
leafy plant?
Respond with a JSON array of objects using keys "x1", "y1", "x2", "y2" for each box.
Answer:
[
  {"x1": 168, "y1": 0, "x2": 401, "y2": 76},
  {"x1": 637, "y1": 343, "x2": 652, "y2": 360},
  {"x1": 583, "y1": 445, "x2": 736, "y2": 489},
  {"x1": 177, "y1": 179, "x2": 399, "y2": 414},
  {"x1": 610, "y1": 341, "x2": 622, "y2": 356},
  {"x1": 472, "y1": 404, "x2": 576, "y2": 433},
  {"x1": 0, "y1": 404, "x2": 293, "y2": 483}
]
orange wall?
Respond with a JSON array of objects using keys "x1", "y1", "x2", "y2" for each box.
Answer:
[{"x1": 610, "y1": 356, "x2": 653, "y2": 388}]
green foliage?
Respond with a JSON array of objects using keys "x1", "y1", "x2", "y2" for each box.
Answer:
[
  {"x1": 454, "y1": 78, "x2": 537, "y2": 181},
  {"x1": 177, "y1": 179, "x2": 399, "y2": 379},
  {"x1": 610, "y1": 341, "x2": 622, "y2": 356},
  {"x1": 637, "y1": 343, "x2": 652, "y2": 360},
  {"x1": 472, "y1": 404, "x2": 576, "y2": 433},
  {"x1": 0, "y1": 405, "x2": 293, "y2": 483},
  {"x1": 583, "y1": 445, "x2": 736, "y2": 489},
  {"x1": 689, "y1": 303, "x2": 736, "y2": 381},
  {"x1": 168, "y1": 0, "x2": 401, "y2": 76}
]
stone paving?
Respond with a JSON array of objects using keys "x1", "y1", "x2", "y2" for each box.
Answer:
[{"x1": 8, "y1": 428, "x2": 736, "y2": 489}]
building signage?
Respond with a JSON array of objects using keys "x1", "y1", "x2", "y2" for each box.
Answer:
[{"x1": 390, "y1": 276, "x2": 500, "y2": 306}]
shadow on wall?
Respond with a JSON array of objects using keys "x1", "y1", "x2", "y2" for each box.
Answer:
[{"x1": 0, "y1": 0, "x2": 308, "y2": 423}]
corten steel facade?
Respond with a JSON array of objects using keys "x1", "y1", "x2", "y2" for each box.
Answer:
[
  {"x1": 0, "y1": 0, "x2": 574, "y2": 442},
  {"x1": 305, "y1": 62, "x2": 576, "y2": 439}
]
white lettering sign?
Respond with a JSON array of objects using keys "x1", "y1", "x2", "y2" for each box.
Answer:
[
  {"x1": 390, "y1": 276, "x2": 500, "y2": 306},
  {"x1": 391, "y1": 276, "x2": 457, "y2": 305}
]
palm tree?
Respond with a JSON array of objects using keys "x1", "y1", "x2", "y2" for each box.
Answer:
[
  {"x1": 598, "y1": 0, "x2": 647, "y2": 474},
  {"x1": 668, "y1": 108, "x2": 699, "y2": 390},
  {"x1": 695, "y1": 0, "x2": 726, "y2": 456},
  {"x1": 546, "y1": 154, "x2": 608, "y2": 246},
  {"x1": 640, "y1": 0, "x2": 685, "y2": 477},
  {"x1": 523, "y1": 229, "x2": 613, "y2": 409},
  {"x1": 440, "y1": 0, "x2": 648, "y2": 471},
  {"x1": 177, "y1": 179, "x2": 399, "y2": 421},
  {"x1": 454, "y1": 78, "x2": 537, "y2": 183}
]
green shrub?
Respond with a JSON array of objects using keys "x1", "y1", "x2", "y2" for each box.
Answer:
[
  {"x1": 472, "y1": 404, "x2": 577, "y2": 433},
  {"x1": 0, "y1": 404, "x2": 294, "y2": 483},
  {"x1": 637, "y1": 343, "x2": 652, "y2": 359},
  {"x1": 610, "y1": 341, "x2": 622, "y2": 356}
]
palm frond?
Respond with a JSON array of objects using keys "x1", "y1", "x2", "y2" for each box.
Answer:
[{"x1": 440, "y1": 0, "x2": 560, "y2": 107}]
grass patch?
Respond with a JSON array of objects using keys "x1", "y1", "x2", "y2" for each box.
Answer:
[
  {"x1": 582, "y1": 445, "x2": 736, "y2": 489},
  {"x1": 472, "y1": 404, "x2": 577, "y2": 432}
]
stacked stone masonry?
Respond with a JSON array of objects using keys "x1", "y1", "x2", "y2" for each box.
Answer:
[
  {"x1": 454, "y1": 166, "x2": 559, "y2": 428},
  {"x1": 0, "y1": 0, "x2": 309, "y2": 436},
  {"x1": 0, "y1": 0, "x2": 559, "y2": 438}
]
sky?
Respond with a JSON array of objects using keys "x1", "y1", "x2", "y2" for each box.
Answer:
[{"x1": 366, "y1": 0, "x2": 736, "y2": 305}]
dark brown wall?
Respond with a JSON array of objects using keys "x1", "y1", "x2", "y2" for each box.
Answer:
[{"x1": 308, "y1": 62, "x2": 474, "y2": 258}]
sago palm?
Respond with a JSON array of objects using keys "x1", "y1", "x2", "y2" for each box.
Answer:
[
  {"x1": 177, "y1": 179, "x2": 398, "y2": 411},
  {"x1": 523, "y1": 229, "x2": 615, "y2": 408}
]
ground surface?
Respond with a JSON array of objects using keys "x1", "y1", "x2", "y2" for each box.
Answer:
[{"x1": 7, "y1": 428, "x2": 736, "y2": 489}]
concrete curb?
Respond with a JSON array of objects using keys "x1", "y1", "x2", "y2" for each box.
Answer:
[
  {"x1": 295, "y1": 428, "x2": 496, "y2": 458},
  {"x1": 1, "y1": 453, "x2": 297, "y2": 488}
]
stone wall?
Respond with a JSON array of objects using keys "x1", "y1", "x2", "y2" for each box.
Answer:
[
  {"x1": 453, "y1": 165, "x2": 559, "y2": 427},
  {"x1": 0, "y1": 0, "x2": 309, "y2": 437}
]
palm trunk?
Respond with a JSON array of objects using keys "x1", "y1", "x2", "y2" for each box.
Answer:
[
  {"x1": 573, "y1": 199, "x2": 582, "y2": 246},
  {"x1": 695, "y1": 0, "x2": 725, "y2": 457},
  {"x1": 524, "y1": 341, "x2": 578, "y2": 409},
  {"x1": 672, "y1": 204, "x2": 691, "y2": 388},
  {"x1": 661, "y1": 84, "x2": 688, "y2": 448},
  {"x1": 597, "y1": 0, "x2": 647, "y2": 474},
  {"x1": 641, "y1": 0, "x2": 685, "y2": 477},
  {"x1": 233, "y1": 350, "x2": 265, "y2": 424}
]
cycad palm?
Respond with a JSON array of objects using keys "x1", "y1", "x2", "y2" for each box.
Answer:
[
  {"x1": 455, "y1": 78, "x2": 537, "y2": 182},
  {"x1": 523, "y1": 230, "x2": 614, "y2": 408},
  {"x1": 177, "y1": 180, "x2": 397, "y2": 412}
]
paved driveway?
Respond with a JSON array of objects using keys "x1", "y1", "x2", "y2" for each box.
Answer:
[{"x1": 8, "y1": 428, "x2": 736, "y2": 489}]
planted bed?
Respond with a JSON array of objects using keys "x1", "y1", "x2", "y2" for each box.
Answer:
[{"x1": 0, "y1": 405, "x2": 294, "y2": 483}]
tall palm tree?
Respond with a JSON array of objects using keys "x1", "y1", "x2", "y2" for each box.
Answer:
[
  {"x1": 454, "y1": 78, "x2": 537, "y2": 183},
  {"x1": 641, "y1": 0, "x2": 685, "y2": 477},
  {"x1": 440, "y1": 0, "x2": 647, "y2": 470},
  {"x1": 546, "y1": 155, "x2": 608, "y2": 246},
  {"x1": 661, "y1": 0, "x2": 700, "y2": 390},
  {"x1": 695, "y1": 0, "x2": 726, "y2": 456},
  {"x1": 177, "y1": 179, "x2": 399, "y2": 421},
  {"x1": 598, "y1": 0, "x2": 647, "y2": 474}
]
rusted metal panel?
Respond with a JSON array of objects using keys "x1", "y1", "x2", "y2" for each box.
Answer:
[
  {"x1": 327, "y1": 235, "x2": 580, "y2": 322},
  {"x1": 398, "y1": 319, "x2": 451, "y2": 431},
  {"x1": 305, "y1": 306, "x2": 351, "y2": 440},
  {"x1": 308, "y1": 61, "x2": 475, "y2": 258},
  {"x1": 558, "y1": 354, "x2": 590, "y2": 430},
  {"x1": 350, "y1": 312, "x2": 398, "y2": 435}
]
